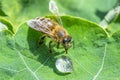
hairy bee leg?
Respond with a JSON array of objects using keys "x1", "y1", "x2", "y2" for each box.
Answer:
[
  {"x1": 56, "y1": 42, "x2": 60, "y2": 49},
  {"x1": 49, "y1": 41, "x2": 53, "y2": 55},
  {"x1": 38, "y1": 36, "x2": 46, "y2": 47}
]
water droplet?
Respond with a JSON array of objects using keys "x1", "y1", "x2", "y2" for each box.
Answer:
[{"x1": 55, "y1": 56, "x2": 73, "y2": 73}]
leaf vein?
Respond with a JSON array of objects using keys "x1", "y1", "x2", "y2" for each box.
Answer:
[
  {"x1": 92, "y1": 44, "x2": 107, "y2": 80},
  {"x1": 16, "y1": 49, "x2": 40, "y2": 80}
]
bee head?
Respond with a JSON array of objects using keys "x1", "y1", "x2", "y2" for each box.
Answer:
[{"x1": 62, "y1": 35, "x2": 72, "y2": 53}]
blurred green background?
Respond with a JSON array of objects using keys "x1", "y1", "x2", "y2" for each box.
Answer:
[
  {"x1": 0, "y1": 0, "x2": 119, "y2": 34},
  {"x1": 0, "y1": 0, "x2": 119, "y2": 23}
]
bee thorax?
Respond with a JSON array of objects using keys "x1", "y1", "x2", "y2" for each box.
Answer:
[{"x1": 58, "y1": 30, "x2": 65, "y2": 37}]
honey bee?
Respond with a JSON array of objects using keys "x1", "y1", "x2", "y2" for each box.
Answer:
[{"x1": 27, "y1": 17, "x2": 72, "y2": 54}]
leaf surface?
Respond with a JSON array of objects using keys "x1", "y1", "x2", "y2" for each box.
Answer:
[{"x1": 1, "y1": 16, "x2": 120, "y2": 80}]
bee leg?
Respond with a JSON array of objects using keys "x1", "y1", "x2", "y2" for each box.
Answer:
[
  {"x1": 65, "y1": 48, "x2": 68, "y2": 54},
  {"x1": 72, "y1": 40, "x2": 75, "y2": 49},
  {"x1": 38, "y1": 36, "x2": 46, "y2": 47},
  {"x1": 56, "y1": 42, "x2": 60, "y2": 49},
  {"x1": 49, "y1": 41, "x2": 53, "y2": 55}
]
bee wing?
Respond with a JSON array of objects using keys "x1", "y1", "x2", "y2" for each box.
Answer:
[
  {"x1": 27, "y1": 17, "x2": 54, "y2": 35},
  {"x1": 49, "y1": 0, "x2": 63, "y2": 26}
]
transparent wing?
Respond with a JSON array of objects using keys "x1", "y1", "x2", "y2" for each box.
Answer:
[
  {"x1": 27, "y1": 17, "x2": 54, "y2": 35},
  {"x1": 49, "y1": 0, "x2": 63, "y2": 26}
]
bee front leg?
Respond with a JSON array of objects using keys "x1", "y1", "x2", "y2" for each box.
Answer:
[
  {"x1": 38, "y1": 36, "x2": 46, "y2": 47},
  {"x1": 65, "y1": 48, "x2": 68, "y2": 54},
  {"x1": 49, "y1": 41, "x2": 53, "y2": 55}
]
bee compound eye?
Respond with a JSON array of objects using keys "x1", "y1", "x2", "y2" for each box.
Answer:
[
  {"x1": 62, "y1": 38, "x2": 67, "y2": 43},
  {"x1": 63, "y1": 37, "x2": 72, "y2": 43}
]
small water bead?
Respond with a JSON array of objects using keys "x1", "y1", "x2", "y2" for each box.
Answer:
[{"x1": 55, "y1": 56, "x2": 73, "y2": 73}]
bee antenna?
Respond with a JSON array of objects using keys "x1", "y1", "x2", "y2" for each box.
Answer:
[{"x1": 72, "y1": 40, "x2": 75, "y2": 49}]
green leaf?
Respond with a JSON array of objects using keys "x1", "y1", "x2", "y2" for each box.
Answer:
[
  {"x1": 107, "y1": 22, "x2": 120, "y2": 35},
  {"x1": 0, "y1": 0, "x2": 50, "y2": 31},
  {"x1": 0, "y1": 9, "x2": 7, "y2": 16},
  {"x1": 97, "y1": 31, "x2": 120, "y2": 80},
  {"x1": 0, "y1": 0, "x2": 120, "y2": 79},
  {"x1": 0, "y1": 1, "x2": 7, "y2": 16},
  {"x1": 0, "y1": 18, "x2": 14, "y2": 34},
  {"x1": 57, "y1": 0, "x2": 118, "y2": 23},
  {"x1": 107, "y1": 14, "x2": 120, "y2": 35},
  {"x1": 3, "y1": 15, "x2": 120, "y2": 80}
]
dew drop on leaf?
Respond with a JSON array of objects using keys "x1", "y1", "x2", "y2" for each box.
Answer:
[{"x1": 55, "y1": 56, "x2": 73, "y2": 73}]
